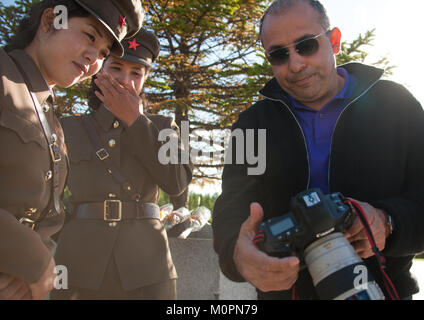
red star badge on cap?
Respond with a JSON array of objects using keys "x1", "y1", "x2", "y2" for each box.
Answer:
[
  {"x1": 119, "y1": 16, "x2": 127, "y2": 28},
  {"x1": 128, "y1": 38, "x2": 140, "y2": 51}
]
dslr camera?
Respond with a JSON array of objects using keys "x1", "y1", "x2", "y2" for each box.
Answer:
[{"x1": 257, "y1": 189, "x2": 384, "y2": 300}]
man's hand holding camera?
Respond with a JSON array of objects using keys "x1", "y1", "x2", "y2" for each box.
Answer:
[
  {"x1": 234, "y1": 191, "x2": 391, "y2": 296},
  {"x1": 344, "y1": 199, "x2": 390, "y2": 259},
  {"x1": 233, "y1": 203, "x2": 300, "y2": 293}
]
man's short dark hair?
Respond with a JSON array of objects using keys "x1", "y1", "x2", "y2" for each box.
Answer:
[{"x1": 259, "y1": 0, "x2": 331, "y2": 44}]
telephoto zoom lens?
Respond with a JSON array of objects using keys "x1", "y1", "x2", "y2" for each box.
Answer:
[{"x1": 304, "y1": 233, "x2": 385, "y2": 300}]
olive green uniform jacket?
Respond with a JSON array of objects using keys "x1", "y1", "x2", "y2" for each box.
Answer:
[
  {"x1": 0, "y1": 49, "x2": 68, "y2": 284},
  {"x1": 54, "y1": 105, "x2": 192, "y2": 291}
]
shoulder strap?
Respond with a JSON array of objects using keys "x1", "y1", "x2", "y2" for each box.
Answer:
[
  {"x1": 9, "y1": 55, "x2": 62, "y2": 217},
  {"x1": 81, "y1": 115, "x2": 141, "y2": 201}
]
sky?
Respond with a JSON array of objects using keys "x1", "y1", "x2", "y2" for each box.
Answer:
[
  {"x1": 2, "y1": 0, "x2": 423, "y2": 195},
  {"x1": 322, "y1": 0, "x2": 424, "y2": 106}
]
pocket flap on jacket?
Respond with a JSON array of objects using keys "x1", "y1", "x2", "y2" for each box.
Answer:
[
  {"x1": 64, "y1": 129, "x2": 94, "y2": 164},
  {"x1": 0, "y1": 107, "x2": 46, "y2": 149}
]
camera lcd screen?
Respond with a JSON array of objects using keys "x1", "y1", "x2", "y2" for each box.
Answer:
[{"x1": 270, "y1": 217, "x2": 295, "y2": 236}]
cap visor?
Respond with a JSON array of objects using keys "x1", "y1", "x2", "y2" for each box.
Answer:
[
  {"x1": 74, "y1": 0, "x2": 124, "y2": 57},
  {"x1": 120, "y1": 53, "x2": 152, "y2": 68}
]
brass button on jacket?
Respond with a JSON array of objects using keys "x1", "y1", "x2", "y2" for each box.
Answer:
[
  {"x1": 25, "y1": 208, "x2": 37, "y2": 217},
  {"x1": 108, "y1": 139, "x2": 116, "y2": 148},
  {"x1": 45, "y1": 170, "x2": 53, "y2": 181}
]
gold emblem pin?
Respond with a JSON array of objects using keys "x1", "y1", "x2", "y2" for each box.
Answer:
[{"x1": 108, "y1": 139, "x2": 116, "y2": 148}]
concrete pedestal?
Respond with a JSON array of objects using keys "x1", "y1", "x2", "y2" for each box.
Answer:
[{"x1": 167, "y1": 224, "x2": 256, "y2": 300}]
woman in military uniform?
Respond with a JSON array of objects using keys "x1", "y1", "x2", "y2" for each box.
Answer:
[
  {"x1": 0, "y1": 0, "x2": 143, "y2": 300},
  {"x1": 51, "y1": 28, "x2": 193, "y2": 300}
]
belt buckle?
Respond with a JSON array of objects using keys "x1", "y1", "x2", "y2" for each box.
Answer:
[
  {"x1": 104, "y1": 200, "x2": 122, "y2": 222},
  {"x1": 19, "y1": 217, "x2": 35, "y2": 230},
  {"x1": 49, "y1": 142, "x2": 62, "y2": 163},
  {"x1": 96, "y1": 148, "x2": 109, "y2": 161}
]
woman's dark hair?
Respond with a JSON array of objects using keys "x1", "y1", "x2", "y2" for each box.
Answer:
[{"x1": 4, "y1": 0, "x2": 89, "y2": 52}]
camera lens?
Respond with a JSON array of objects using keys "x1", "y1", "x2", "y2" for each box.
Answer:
[{"x1": 304, "y1": 233, "x2": 385, "y2": 300}]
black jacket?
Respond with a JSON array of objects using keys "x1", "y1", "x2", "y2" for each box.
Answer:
[{"x1": 212, "y1": 63, "x2": 424, "y2": 299}]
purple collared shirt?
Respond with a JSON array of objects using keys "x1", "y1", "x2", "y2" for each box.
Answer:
[{"x1": 287, "y1": 67, "x2": 356, "y2": 194}]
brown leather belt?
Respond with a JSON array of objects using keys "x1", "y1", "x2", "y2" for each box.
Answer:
[{"x1": 74, "y1": 201, "x2": 160, "y2": 222}]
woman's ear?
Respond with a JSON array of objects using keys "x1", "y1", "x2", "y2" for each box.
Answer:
[
  {"x1": 39, "y1": 8, "x2": 56, "y2": 34},
  {"x1": 329, "y1": 27, "x2": 342, "y2": 55}
]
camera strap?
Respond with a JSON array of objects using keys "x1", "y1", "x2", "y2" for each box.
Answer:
[{"x1": 344, "y1": 199, "x2": 400, "y2": 300}]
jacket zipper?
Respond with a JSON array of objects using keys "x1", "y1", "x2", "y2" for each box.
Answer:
[
  {"x1": 263, "y1": 76, "x2": 383, "y2": 193},
  {"x1": 327, "y1": 77, "x2": 382, "y2": 192},
  {"x1": 261, "y1": 96, "x2": 311, "y2": 189}
]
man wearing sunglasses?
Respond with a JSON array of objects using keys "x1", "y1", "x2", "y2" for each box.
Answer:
[{"x1": 213, "y1": 0, "x2": 424, "y2": 300}]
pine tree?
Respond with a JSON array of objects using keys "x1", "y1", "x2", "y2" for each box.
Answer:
[
  {"x1": 142, "y1": 0, "x2": 270, "y2": 182},
  {"x1": 337, "y1": 29, "x2": 395, "y2": 75}
]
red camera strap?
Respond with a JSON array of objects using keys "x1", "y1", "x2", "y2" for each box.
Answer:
[{"x1": 343, "y1": 199, "x2": 400, "y2": 300}]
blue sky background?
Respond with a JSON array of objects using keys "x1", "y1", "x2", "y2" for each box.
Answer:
[{"x1": 322, "y1": 0, "x2": 424, "y2": 107}]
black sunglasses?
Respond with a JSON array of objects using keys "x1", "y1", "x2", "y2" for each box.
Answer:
[{"x1": 266, "y1": 30, "x2": 331, "y2": 66}]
